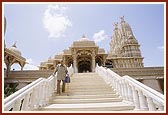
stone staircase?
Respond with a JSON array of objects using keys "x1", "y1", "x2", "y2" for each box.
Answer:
[{"x1": 37, "y1": 73, "x2": 134, "y2": 111}]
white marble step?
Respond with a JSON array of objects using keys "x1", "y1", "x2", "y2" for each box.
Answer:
[
  {"x1": 37, "y1": 102, "x2": 134, "y2": 111},
  {"x1": 69, "y1": 86, "x2": 113, "y2": 89},
  {"x1": 68, "y1": 88, "x2": 115, "y2": 92},
  {"x1": 53, "y1": 93, "x2": 120, "y2": 99},
  {"x1": 36, "y1": 73, "x2": 134, "y2": 111},
  {"x1": 69, "y1": 91, "x2": 116, "y2": 95},
  {"x1": 50, "y1": 97, "x2": 122, "y2": 104}
]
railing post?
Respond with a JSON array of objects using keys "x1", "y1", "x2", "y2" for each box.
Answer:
[
  {"x1": 48, "y1": 80, "x2": 52, "y2": 98},
  {"x1": 138, "y1": 90, "x2": 148, "y2": 110},
  {"x1": 55, "y1": 75, "x2": 57, "y2": 93},
  {"x1": 13, "y1": 99, "x2": 21, "y2": 111},
  {"x1": 30, "y1": 87, "x2": 39, "y2": 110},
  {"x1": 132, "y1": 86, "x2": 140, "y2": 110},
  {"x1": 116, "y1": 80, "x2": 122, "y2": 95},
  {"x1": 120, "y1": 80, "x2": 125, "y2": 99},
  {"x1": 127, "y1": 83, "x2": 133, "y2": 102},
  {"x1": 157, "y1": 104, "x2": 164, "y2": 111},
  {"x1": 51, "y1": 76, "x2": 56, "y2": 96},
  {"x1": 22, "y1": 93, "x2": 31, "y2": 111},
  {"x1": 35, "y1": 86, "x2": 41, "y2": 109},
  {"x1": 39, "y1": 81, "x2": 46, "y2": 107},
  {"x1": 146, "y1": 96, "x2": 156, "y2": 111},
  {"x1": 45, "y1": 80, "x2": 50, "y2": 102},
  {"x1": 52, "y1": 76, "x2": 56, "y2": 94},
  {"x1": 123, "y1": 79, "x2": 129, "y2": 101}
]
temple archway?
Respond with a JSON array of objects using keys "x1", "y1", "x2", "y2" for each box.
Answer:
[
  {"x1": 77, "y1": 55, "x2": 92, "y2": 73},
  {"x1": 96, "y1": 56, "x2": 103, "y2": 66},
  {"x1": 65, "y1": 56, "x2": 73, "y2": 67}
]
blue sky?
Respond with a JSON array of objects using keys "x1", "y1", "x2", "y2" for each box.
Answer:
[{"x1": 3, "y1": 3, "x2": 165, "y2": 70}]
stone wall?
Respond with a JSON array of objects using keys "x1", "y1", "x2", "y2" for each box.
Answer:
[
  {"x1": 111, "y1": 67, "x2": 164, "y2": 79},
  {"x1": 4, "y1": 70, "x2": 54, "y2": 83}
]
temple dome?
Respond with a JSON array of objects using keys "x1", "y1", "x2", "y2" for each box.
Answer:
[{"x1": 8, "y1": 42, "x2": 22, "y2": 56}]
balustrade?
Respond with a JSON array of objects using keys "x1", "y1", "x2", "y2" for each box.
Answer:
[
  {"x1": 4, "y1": 64, "x2": 74, "y2": 111},
  {"x1": 4, "y1": 64, "x2": 163, "y2": 112},
  {"x1": 95, "y1": 64, "x2": 164, "y2": 111}
]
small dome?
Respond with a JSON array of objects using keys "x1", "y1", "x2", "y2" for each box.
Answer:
[
  {"x1": 8, "y1": 42, "x2": 22, "y2": 56},
  {"x1": 80, "y1": 34, "x2": 89, "y2": 41}
]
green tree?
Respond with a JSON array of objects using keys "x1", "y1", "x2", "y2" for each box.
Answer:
[{"x1": 4, "y1": 83, "x2": 19, "y2": 98}]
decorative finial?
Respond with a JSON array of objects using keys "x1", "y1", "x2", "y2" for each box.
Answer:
[
  {"x1": 12, "y1": 41, "x2": 17, "y2": 48},
  {"x1": 48, "y1": 56, "x2": 52, "y2": 59},
  {"x1": 113, "y1": 22, "x2": 118, "y2": 28},
  {"x1": 120, "y1": 16, "x2": 125, "y2": 22},
  {"x1": 82, "y1": 34, "x2": 86, "y2": 38}
]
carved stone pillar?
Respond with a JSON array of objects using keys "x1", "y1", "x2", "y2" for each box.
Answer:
[
  {"x1": 19, "y1": 62, "x2": 26, "y2": 71},
  {"x1": 92, "y1": 57, "x2": 95, "y2": 72},
  {"x1": 72, "y1": 49, "x2": 78, "y2": 73},
  {"x1": 5, "y1": 55, "x2": 15, "y2": 77},
  {"x1": 6, "y1": 63, "x2": 11, "y2": 77},
  {"x1": 73, "y1": 57, "x2": 78, "y2": 73},
  {"x1": 103, "y1": 56, "x2": 106, "y2": 66},
  {"x1": 92, "y1": 50, "x2": 96, "y2": 72}
]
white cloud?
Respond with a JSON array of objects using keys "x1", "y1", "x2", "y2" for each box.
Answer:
[
  {"x1": 157, "y1": 46, "x2": 164, "y2": 52},
  {"x1": 23, "y1": 64, "x2": 39, "y2": 70},
  {"x1": 43, "y1": 5, "x2": 72, "y2": 39},
  {"x1": 24, "y1": 58, "x2": 38, "y2": 70},
  {"x1": 26, "y1": 58, "x2": 33, "y2": 64},
  {"x1": 93, "y1": 30, "x2": 106, "y2": 43}
]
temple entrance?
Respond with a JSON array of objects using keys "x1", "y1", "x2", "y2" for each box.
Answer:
[
  {"x1": 96, "y1": 56, "x2": 104, "y2": 66},
  {"x1": 77, "y1": 55, "x2": 92, "y2": 73}
]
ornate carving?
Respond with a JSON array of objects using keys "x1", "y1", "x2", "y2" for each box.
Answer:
[
  {"x1": 113, "y1": 22, "x2": 118, "y2": 28},
  {"x1": 120, "y1": 16, "x2": 125, "y2": 22}
]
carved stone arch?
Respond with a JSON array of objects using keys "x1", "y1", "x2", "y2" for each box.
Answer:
[
  {"x1": 48, "y1": 65, "x2": 54, "y2": 70},
  {"x1": 96, "y1": 56, "x2": 103, "y2": 66},
  {"x1": 65, "y1": 56, "x2": 73, "y2": 67},
  {"x1": 77, "y1": 50, "x2": 92, "y2": 56},
  {"x1": 77, "y1": 54, "x2": 92, "y2": 73}
]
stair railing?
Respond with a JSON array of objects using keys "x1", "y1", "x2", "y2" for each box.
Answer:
[
  {"x1": 95, "y1": 64, "x2": 165, "y2": 111},
  {"x1": 4, "y1": 64, "x2": 74, "y2": 112}
]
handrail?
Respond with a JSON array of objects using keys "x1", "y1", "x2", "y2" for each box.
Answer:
[
  {"x1": 4, "y1": 76, "x2": 55, "y2": 111},
  {"x1": 4, "y1": 78, "x2": 44, "y2": 105},
  {"x1": 124, "y1": 75, "x2": 164, "y2": 105},
  {"x1": 4, "y1": 65, "x2": 74, "y2": 111},
  {"x1": 95, "y1": 64, "x2": 165, "y2": 111}
]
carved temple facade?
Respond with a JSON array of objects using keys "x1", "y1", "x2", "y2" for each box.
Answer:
[
  {"x1": 39, "y1": 34, "x2": 108, "y2": 73},
  {"x1": 39, "y1": 16, "x2": 144, "y2": 72},
  {"x1": 3, "y1": 16, "x2": 164, "y2": 94}
]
